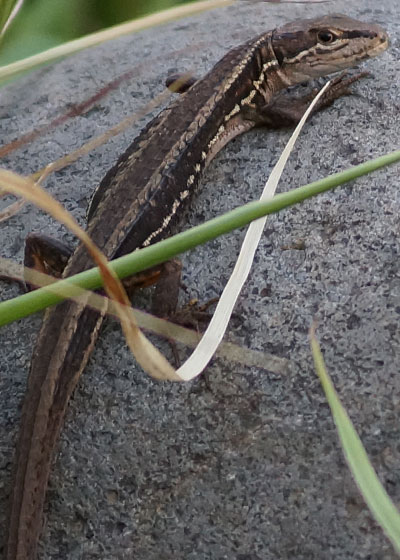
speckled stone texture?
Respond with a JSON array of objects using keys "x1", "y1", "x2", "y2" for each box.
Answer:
[{"x1": 1, "y1": 2, "x2": 399, "y2": 558}]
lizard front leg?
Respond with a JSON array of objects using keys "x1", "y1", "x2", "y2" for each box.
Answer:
[
  {"x1": 166, "y1": 71, "x2": 369, "y2": 128},
  {"x1": 23, "y1": 233, "x2": 73, "y2": 290},
  {"x1": 248, "y1": 72, "x2": 369, "y2": 128}
]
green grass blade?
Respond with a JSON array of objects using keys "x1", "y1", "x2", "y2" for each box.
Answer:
[
  {"x1": 310, "y1": 328, "x2": 400, "y2": 554},
  {"x1": 0, "y1": 148, "x2": 399, "y2": 327}
]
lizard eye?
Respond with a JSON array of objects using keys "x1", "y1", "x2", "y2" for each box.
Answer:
[{"x1": 317, "y1": 30, "x2": 335, "y2": 44}]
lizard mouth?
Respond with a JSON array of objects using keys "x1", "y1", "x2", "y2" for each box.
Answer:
[{"x1": 366, "y1": 33, "x2": 389, "y2": 58}]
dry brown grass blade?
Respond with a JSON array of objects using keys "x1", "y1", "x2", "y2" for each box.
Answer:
[
  {"x1": 0, "y1": 197, "x2": 25, "y2": 222},
  {"x1": 0, "y1": 68, "x2": 193, "y2": 224},
  {"x1": 0, "y1": 43, "x2": 203, "y2": 160},
  {"x1": 30, "y1": 72, "x2": 194, "y2": 183},
  {"x1": 0, "y1": 256, "x2": 23, "y2": 284},
  {"x1": 0, "y1": 255, "x2": 288, "y2": 374},
  {"x1": 0, "y1": 168, "x2": 181, "y2": 381},
  {"x1": 0, "y1": 76, "x2": 130, "y2": 158}
]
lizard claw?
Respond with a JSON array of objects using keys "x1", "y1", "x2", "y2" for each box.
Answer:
[{"x1": 318, "y1": 70, "x2": 371, "y2": 105}]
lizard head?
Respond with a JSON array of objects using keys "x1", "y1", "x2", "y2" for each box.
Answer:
[{"x1": 271, "y1": 14, "x2": 389, "y2": 84}]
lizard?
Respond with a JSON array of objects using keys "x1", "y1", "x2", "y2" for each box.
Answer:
[{"x1": 5, "y1": 13, "x2": 388, "y2": 560}]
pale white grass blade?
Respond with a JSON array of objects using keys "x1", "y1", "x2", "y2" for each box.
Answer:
[
  {"x1": 0, "y1": 0, "x2": 234, "y2": 81},
  {"x1": 177, "y1": 82, "x2": 331, "y2": 381},
  {"x1": 0, "y1": 0, "x2": 24, "y2": 37}
]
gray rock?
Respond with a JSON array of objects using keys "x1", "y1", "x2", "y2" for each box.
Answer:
[{"x1": 1, "y1": 1, "x2": 399, "y2": 558}]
